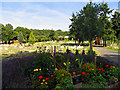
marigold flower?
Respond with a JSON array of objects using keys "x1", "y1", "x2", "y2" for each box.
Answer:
[
  {"x1": 55, "y1": 68, "x2": 58, "y2": 71},
  {"x1": 52, "y1": 65, "x2": 54, "y2": 67},
  {"x1": 43, "y1": 79, "x2": 45, "y2": 82},
  {"x1": 76, "y1": 59, "x2": 78, "y2": 61},
  {"x1": 92, "y1": 69, "x2": 94, "y2": 70},
  {"x1": 73, "y1": 72, "x2": 76, "y2": 74},
  {"x1": 63, "y1": 62, "x2": 66, "y2": 66},
  {"x1": 41, "y1": 82, "x2": 43, "y2": 85},
  {"x1": 110, "y1": 66, "x2": 113, "y2": 68},
  {"x1": 45, "y1": 82, "x2": 47, "y2": 84},
  {"x1": 105, "y1": 65, "x2": 109, "y2": 67},
  {"x1": 34, "y1": 69, "x2": 38, "y2": 72},
  {"x1": 82, "y1": 72, "x2": 85, "y2": 75},
  {"x1": 88, "y1": 67, "x2": 90, "y2": 69},
  {"x1": 61, "y1": 74, "x2": 64, "y2": 76},
  {"x1": 39, "y1": 68, "x2": 41, "y2": 71},
  {"x1": 39, "y1": 76, "x2": 43, "y2": 79},
  {"x1": 69, "y1": 62, "x2": 70, "y2": 64},
  {"x1": 84, "y1": 65, "x2": 86, "y2": 67},
  {"x1": 113, "y1": 66, "x2": 115, "y2": 68},
  {"x1": 51, "y1": 75, "x2": 54, "y2": 77}
]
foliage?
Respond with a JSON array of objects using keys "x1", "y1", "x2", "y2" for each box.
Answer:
[
  {"x1": 28, "y1": 32, "x2": 36, "y2": 44},
  {"x1": 53, "y1": 69, "x2": 71, "y2": 83}
]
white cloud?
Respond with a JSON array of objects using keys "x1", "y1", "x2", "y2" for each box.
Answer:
[{"x1": 1, "y1": 4, "x2": 71, "y2": 31}]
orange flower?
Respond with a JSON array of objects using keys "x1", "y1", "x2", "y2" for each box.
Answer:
[
  {"x1": 73, "y1": 72, "x2": 76, "y2": 74},
  {"x1": 61, "y1": 74, "x2": 64, "y2": 76}
]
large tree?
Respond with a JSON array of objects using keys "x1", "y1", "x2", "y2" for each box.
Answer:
[
  {"x1": 111, "y1": 11, "x2": 120, "y2": 40},
  {"x1": 99, "y1": 2, "x2": 113, "y2": 46},
  {"x1": 69, "y1": 13, "x2": 78, "y2": 44}
]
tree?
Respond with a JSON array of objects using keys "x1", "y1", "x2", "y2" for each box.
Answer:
[
  {"x1": 69, "y1": 13, "x2": 78, "y2": 44},
  {"x1": 28, "y1": 32, "x2": 36, "y2": 44},
  {"x1": 111, "y1": 11, "x2": 120, "y2": 40},
  {"x1": 82, "y1": 2, "x2": 103, "y2": 55},
  {"x1": 99, "y1": 2, "x2": 113, "y2": 46},
  {"x1": 18, "y1": 31, "x2": 24, "y2": 44}
]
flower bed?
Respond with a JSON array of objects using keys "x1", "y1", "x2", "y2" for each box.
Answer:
[
  {"x1": 2, "y1": 47, "x2": 120, "y2": 88},
  {"x1": 28, "y1": 50, "x2": 120, "y2": 89}
]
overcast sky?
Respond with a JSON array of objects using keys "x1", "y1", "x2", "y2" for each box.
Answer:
[{"x1": 0, "y1": 0, "x2": 119, "y2": 31}]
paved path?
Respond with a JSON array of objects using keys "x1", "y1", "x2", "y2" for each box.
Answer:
[{"x1": 94, "y1": 47, "x2": 120, "y2": 67}]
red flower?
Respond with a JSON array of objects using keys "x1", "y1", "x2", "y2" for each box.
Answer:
[
  {"x1": 105, "y1": 65, "x2": 109, "y2": 67},
  {"x1": 101, "y1": 68, "x2": 104, "y2": 71},
  {"x1": 87, "y1": 73, "x2": 90, "y2": 75},
  {"x1": 45, "y1": 78, "x2": 49, "y2": 80},
  {"x1": 88, "y1": 67, "x2": 90, "y2": 69},
  {"x1": 39, "y1": 76, "x2": 43, "y2": 79},
  {"x1": 98, "y1": 68, "x2": 101, "y2": 71},
  {"x1": 82, "y1": 72, "x2": 85, "y2": 75},
  {"x1": 82, "y1": 79, "x2": 84, "y2": 81},
  {"x1": 51, "y1": 75, "x2": 54, "y2": 77},
  {"x1": 110, "y1": 66, "x2": 113, "y2": 68},
  {"x1": 84, "y1": 65, "x2": 86, "y2": 67}
]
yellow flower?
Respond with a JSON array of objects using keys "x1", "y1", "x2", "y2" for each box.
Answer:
[
  {"x1": 34, "y1": 69, "x2": 38, "y2": 71},
  {"x1": 45, "y1": 82, "x2": 47, "y2": 84},
  {"x1": 52, "y1": 65, "x2": 54, "y2": 67},
  {"x1": 41, "y1": 82, "x2": 43, "y2": 85},
  {"x1": 39, "y1": 68, "x2": 41, "y2": 71},
  {"x1": 43, "y1": 79, "x2": 45, "y2": 82},
  {"x1": 113, "y1": 66, "x2": 115, "y2": 68},
  {"x1": 61, "y1": 74, "x2": 64, "y2": 76},
  {"x1": 73, "y1": 72, "x2": 76, "y2": 74},
  {"x1": 92, "y1": 69, "x2": 94, "y2": 70},
  {"x1": 63, "y1": 62, "x2": 66, "y2": 66},
  {"x1": 76, "y1": 59, "x2": 78, "y2": 61},
  {"x1": 55, "y1": 68, "x2": 58, "y2": 70},
  {"x1": 69, "y1": 62, "x2": 70, "y2": 64}
]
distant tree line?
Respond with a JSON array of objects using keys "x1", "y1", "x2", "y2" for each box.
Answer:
[{"x1": 0, "y1": 23, "x2": 69, "y2": 44}]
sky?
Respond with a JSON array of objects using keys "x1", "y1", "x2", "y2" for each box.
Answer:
[{"x1": 0, "y1": 0, "x2": 119, "y2": 31}]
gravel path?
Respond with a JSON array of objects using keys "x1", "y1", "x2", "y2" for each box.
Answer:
[{"x1": 94, "y1": 47, "x2": 120, "y2": 67}]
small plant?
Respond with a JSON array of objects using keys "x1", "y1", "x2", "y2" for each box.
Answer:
[{"x1": 78, "y1": 58, "x2": 83, "y2": 69}]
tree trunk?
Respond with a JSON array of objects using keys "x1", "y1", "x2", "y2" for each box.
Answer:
[
  {"x1": 105, "y1": 39, "x2": 107, "y2": 47},
  {"x1": 78, "y1": 39, "x2": 81, "y2": 45},
  {"x1": 90, "y1": 39, "x2": 92, "y2": 55},
  {"x1": 75, "y1": 35, "x2": 76, "y2": 45}
]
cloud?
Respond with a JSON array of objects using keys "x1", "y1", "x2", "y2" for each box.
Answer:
[{"x1": 1, "y1": 4, "x2": 71, "y2": 31}]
